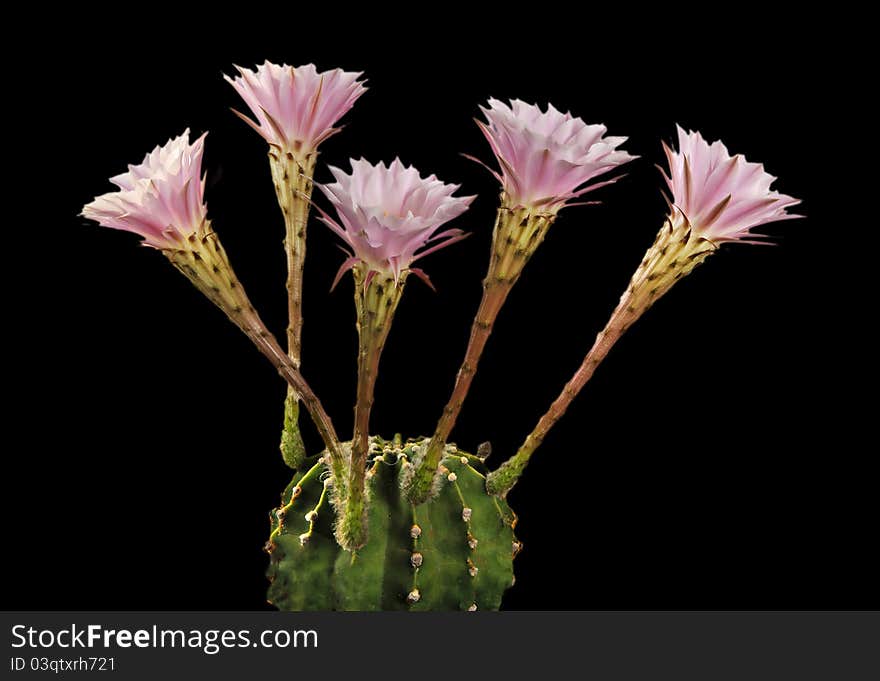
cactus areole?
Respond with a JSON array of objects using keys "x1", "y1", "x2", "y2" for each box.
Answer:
[{"x1": 82, "y1": 63, "x2": 801, "y2": 611}]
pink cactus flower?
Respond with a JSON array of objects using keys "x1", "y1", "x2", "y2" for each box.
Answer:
[
  {"x1": 315, "y1": 159, "x2": 474, "y2": 285},
  {"x1": 82, "y1": 129, "x2": 207, "y2": 249},
  {"x1": 226, "y1": 61, "x2": 367, "y2": 154},
  {"x1": 474, "y1": 98, "x2": 635, "y2": 211},
  {"x1": 662, "y1": 125, "x2": 802, "y2": 243}
]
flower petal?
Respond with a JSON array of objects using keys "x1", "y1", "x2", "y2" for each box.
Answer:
[
  {"x1": 316, "y1": 159, "x2": 472, "y2": 278},
  {"x1": 226, "y1": 62, "x2": 367, "y2": 153},
  {"x1": 476, "y1": 99, "x2": 635, "y2": 211}
]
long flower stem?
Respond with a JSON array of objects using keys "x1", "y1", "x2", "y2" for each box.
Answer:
[
  {"x1": 270, "y1": 150, "x2": 317, "y2": 469},
  {"x1": 485, "y1": 296, "x2": 635, "y2": 495},
  {"x1": 337, "y1": 267, "x2": 405, "y2": 550},
  {"x1": 164, "y1": 224, "x2": 347, "y2": 491},
  {"x1": 406, "y1": 204, "x2": 554, "y2": 504},
  {"x1": 486, "y1": 214, "x2": 717, "y2": 495}
]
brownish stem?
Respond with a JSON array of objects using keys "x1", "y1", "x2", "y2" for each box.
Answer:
[
  {"x1": 338, "y1": 267, "x2": 405, "y2": 550},
  {"x1": 269, "y1": 150, "x2": 317, "y2": 369},
  {"x1": 431, "y1": 277, "x2": 512, "y2": 452},
  {"x1": 163, "y1": 224, "x2": 347, "y2": 490},
  {"x1": 484, "y1": 298, "x2": 633, "y2": 495},
  {"x1": 243, "y1": 320, "x2": 347, "y2": 485},
  {"x1": 518, "y1": 292, "x2": 636, "y2": 459},
  {"x1": 406, "y1": 204, "x2": 555, "y2": 504},
  {"x1": 270, "y1": 150, "x2": 316, "y2": 470},
  {"x1": 486, "y1": 214, "x2": 718, "y2": 495}
]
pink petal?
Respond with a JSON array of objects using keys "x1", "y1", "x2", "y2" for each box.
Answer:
[
  {"x1": 662, "y1": 126, "x2": 802, "y2": 243},
  {"x1": 315, "y1": 158, "x2": 472, "y2": 278},
  {"x1": 475, "y1": 98, "x2": 635, "y2": 211},
  {"x1": 82, "y1": 130, "x2": 208, "y2": 248},
  {"x1": 225, "y1": 62, "x2": 367, "y2": 153}
]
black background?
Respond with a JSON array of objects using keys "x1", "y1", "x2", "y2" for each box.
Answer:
[{"x1": 6, "y1": 10, "x2": 873, "y2": 610}]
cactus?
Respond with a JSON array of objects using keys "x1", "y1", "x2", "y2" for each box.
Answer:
[
  {"x1": 266, "y1": 437, "x2": 517, "y2": 611},
  {"x1": 83, "y1": 64, "x2": 800, "y2": 611}
]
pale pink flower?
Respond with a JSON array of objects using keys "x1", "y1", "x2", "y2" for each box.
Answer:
[
  {"x1": 474, "y1": 98, "x2": 635, "y2": 211},
  {"x1": 82, "y1": 129, "x2": 207, "y2": 249},
  {"x1": 662, "y1": 125, "x2": 801, "y2": 242},
  {"x1": 226, "y1": 61, "x2": 367, "y2": 154},
  {"x1": 315, "y1": 159, "x2": 474, "y2": 285}
]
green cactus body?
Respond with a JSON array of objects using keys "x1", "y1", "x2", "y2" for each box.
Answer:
[{"x1": 266, "y1": 437, "x2": 518, "y2": 611}]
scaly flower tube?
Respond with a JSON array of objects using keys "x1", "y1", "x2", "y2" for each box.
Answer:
[
  {"x1": 81, "y1": 130, "x2": 346, "y2": 488},
  {"x1": 487, "y1": 126, "x2": 802, "y2": 495},
  {"x1": 315, "y1": 158, "x2": 473, "y2": 548},
  {"x1": 227, "y1": 61, "x2": 367, "y2": 469},
  {"x1": 409, "y1": 100, "x2": 634, "y2": 503}
]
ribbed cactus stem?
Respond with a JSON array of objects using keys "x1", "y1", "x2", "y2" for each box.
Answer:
[
  {"x1": 269, "y1": 149, "x2": 317, "y2": 470},
  {"x1": 337, "y1": 266, "x2": 406, "y2": 550},
  {"x1": 407, "y1": 202, "x2": 555, "y2": 504},
  {"x1": 487, "y1": 213, "x2": 718, "y2": 495},
  {"x1": 162, "y1": 221, "x2": 347, "y2": 491},
  {"x1": 267, "y1": 438, "x2": 519, "y2": 610}
]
